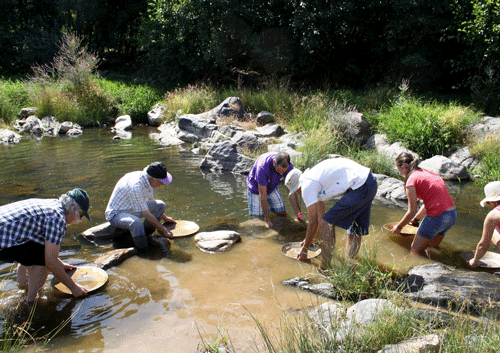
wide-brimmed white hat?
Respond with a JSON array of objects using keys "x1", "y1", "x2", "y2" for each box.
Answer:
[
  {"x1": 480, "y1": 181, "x2": 500, "y2": 207},
  {"x1": 285, "y1": 168, "x2": 302, "y2": 196}
]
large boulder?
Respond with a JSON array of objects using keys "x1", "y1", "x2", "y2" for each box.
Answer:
[
  {"x1": 40, "y1": 116, "x2": 61, "y2": 136},
  {"x1": 254, "y1": 123, "x2": 285, "y2": 138},
  {"x1": 404, "y1": 262, "x2": 500, "y2": 315},
  {"x1": 231, "y1": 131, "x2": 267, "y2": 152},
  {"x1": 0, "y1": 129, "x2": 21, "y2": 145},
  {"x1": 147, "y1": 103, "x2": 164, "y2": 127},
  {"x1": 113, "y1": 115, "x2": 133, "y2": 131},
  {"x1": 19, "y1": 107, "x2": 37, "y2": 119},
  {"x1": 448, "y1": 146, "x2": 480, "y2": 170},
  {"x1": 178, "y1": 115, "x2": 218, "y2": 139},
  {"x1": 152, "y1": 122, "x2": 184, "y2": 146},
  {"x1": 207, "y1": 97, "x2": 247, "y2": 121},
  {"x1": 467, "y1": 116, "x2": 500, "y2": 141},
  {"x1": 366, "y1": 134, "x2": 417, "y2": 161},
  {"x1": 334, "y1": 111, "x2": 372, "y2": 146},
  {"x1": 200, "y1": 140, "x2": 255, "y2": 174},
  {"x1": 419, "y1": 155, "x2": 470, "y2": 181},
  {"x1": 374, "y1": 174, "x2": 408, "y2": 207}
]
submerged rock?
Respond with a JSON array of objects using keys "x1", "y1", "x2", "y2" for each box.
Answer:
[
  {"x1": 194, "y1": 230, "x2": 241, "y2": 252},
  {"x1": 94, "y1": 248, "x2": 138, "y2": 270}
]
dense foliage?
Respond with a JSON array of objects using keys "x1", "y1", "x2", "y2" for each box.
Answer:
[{"x1": 1, "y1": 0, "x2": 499, "y2": 113}]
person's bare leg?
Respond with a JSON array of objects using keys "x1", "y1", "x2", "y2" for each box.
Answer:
[
  {"x1": 428, "y1": 233, "x2": 445, "y2": 249},
  {"x1": 320, "y1": 221, "x2": 335, "y2": 269},
  {"x1": 345, "y1": 233, "x2": 362, "y2": 258},
  {"x1": 26, "y1": 266, "x2": 50, "y2": 302},
  {"x1": 410, "y1": 234, "x2": 432, "y2": 256},
  {"x1": 17, "y1": 264, "x2": 28, "y2": 289}
]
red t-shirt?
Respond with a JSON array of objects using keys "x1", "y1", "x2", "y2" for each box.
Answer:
[{"x1": 406, "y1": 169, "x2": 455, "y2": 217}]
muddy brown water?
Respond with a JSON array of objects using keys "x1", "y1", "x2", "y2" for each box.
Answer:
[{"x1": 0, "y1": 127, "x2": 490, "y2": 352}]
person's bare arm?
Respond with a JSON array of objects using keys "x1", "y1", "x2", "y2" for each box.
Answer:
[
  {"x1": 45, "y1": 241, "x2": 87, "y2": 297},
  {"x1": 298, "y1": 201, "x2": 323, "y2": 261},
  {"x1": 289, "y1": 190, "x2": 306, "y2": 223},
  {"x1": 142, "y1": 209, "x2": 172, "y2": 237},
  {"x1": 392, "y1": 186, "x2": 418, "y2": 234},
  {"x1": 470, "y1": 209, "x2": 500, "y2": 267},
  {"x1": 258, "y1": 184, "x2": 273, "y2": 229}
]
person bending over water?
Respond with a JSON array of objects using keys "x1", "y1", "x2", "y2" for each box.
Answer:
[
  {"x1": 285, "y1": 157, "x2": 377, "y2": 268},
  {"x1": 468, "y1": 181, "x2": 500, "y2": 268},
  {"x1": 246, "y1": 152, "x2": 305, "y2": 229},
  {"x1": 391, "y1": 152, "x2": 457, "y2": 256},
  {"x1": 0, "y1": 189, "x2": 91, "y2": 303}
]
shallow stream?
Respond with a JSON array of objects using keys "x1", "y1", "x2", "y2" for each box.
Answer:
[{"x1": 0, "y1": 127, "x2": 490, "y2": 352}]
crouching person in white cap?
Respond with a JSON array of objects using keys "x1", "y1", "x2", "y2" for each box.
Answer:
[
  {"x1": 285, "y1": 158, "x2": 377, "y2": 268},
  {"x1": 0, "y1": 188, "x2": 91, "y2": 303},
  {"x1": 105, "y1": 162, "x2": 176, "y2": 251},
  {"x1": 468, "y1": 181, "x2": 500, "y2": 268}
]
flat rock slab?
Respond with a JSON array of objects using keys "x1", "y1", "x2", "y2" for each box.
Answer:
[
  {"x1": 94, "y1": 248, "x2": 138, "y2": 270},
  {"x1": 194, "y1": 230, "x2": 241, "y2": 252},
  {"x1": 82, "y1": 222, "x2": 130, "y2": 241},
  {"x1": 283, "y1": 277, "x2": 337, "y2": 300},
  {"x1": 377, "y1": 334, "x2": 440, "y2": 353},
  {"x1": 404, "y1": 262, "x2": 500, "y2": 315}
]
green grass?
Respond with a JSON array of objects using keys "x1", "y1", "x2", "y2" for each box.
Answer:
[{"x1": 375, "y1": 97, "x2": 482, "y2": 159}]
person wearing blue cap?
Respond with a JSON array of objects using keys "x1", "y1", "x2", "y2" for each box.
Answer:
[
  {"x1": 105, "y1": 162, "x2": 176, "y2": 251},
  {"x1": 0, "y1": 188, "x2": 92, "y2": 303}
]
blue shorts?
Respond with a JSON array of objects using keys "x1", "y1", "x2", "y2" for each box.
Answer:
[
  {"x1": 322, "y1": 172, "x2": 378, "y2": 236},
  {"x1": 418, "y1": 208, "x2": 457, "y2": 240},
  {"x1": 0, "y1": 241, "x2": 45, "y2": 266},
  {"x1": 247, "y1": 188, "x2": 285, "y2": 217}
]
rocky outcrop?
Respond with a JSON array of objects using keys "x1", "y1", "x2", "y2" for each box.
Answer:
[
  {"x1": 194, "y1": 230, "x2": 241, "y2": 252},
  {"x1": 366, "y1": 134, "x2": 418, "y2": 161},
  {"x1": 200, "y1": 140, "x2": 255, "y2": 174},
  {"x1": 0, "y1": 129, "x2": 21, "y2": 145},
  {"x1": 12, "y1": 115, "x2": 83, "y2": 137},
  {"x1": 404, "y1": 262, "x2": 500, "y2": 314},
  {"x1": 374, "y1": 174, "x2": 408, "y2": 208},
  {"x1": 147, "y1": 103, "x2": 164, "y2": 127},
  {"x1": 419, "y1": 155, "x2": 470, "y2": 181},
  {"x1": 467, "y1": 116, "x2": 500, "y2": 141}
]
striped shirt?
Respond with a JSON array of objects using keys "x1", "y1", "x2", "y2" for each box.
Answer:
[
  {"x1": 105, "y1": 171, "x2": 154, "y2": 221},
  {"x1": 0, "y1": 198, "x2": 67, "y2": 248}
]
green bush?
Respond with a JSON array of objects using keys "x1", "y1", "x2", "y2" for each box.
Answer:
[
  {"x1": 0, "y1": 80, "x2": 31, "y2": 123},
  {"x1": 375, "y1": 97, "x2": 480, "y2": 159},
  {"x1": 98, "y1": 78, "x2": 161, "y2": 124}
]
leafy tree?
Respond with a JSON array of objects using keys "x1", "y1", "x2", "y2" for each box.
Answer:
[
  {"x1": 0, "y1": 0, "x2": 62, "y2": 74},
  {"x1": 447, "y1": 0, "x2": 500, "y2": 114}
]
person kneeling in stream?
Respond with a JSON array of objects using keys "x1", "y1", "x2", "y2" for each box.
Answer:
[{"x1": 105, "y1": 162, "x2": 176, "y2": 252}]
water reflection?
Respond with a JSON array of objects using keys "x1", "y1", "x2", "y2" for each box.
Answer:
[{"x1": 0, "y1": 127, "x2": 493, "y2": 351}]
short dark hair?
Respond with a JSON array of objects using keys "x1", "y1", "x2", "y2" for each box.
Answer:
[{"x1": 274, "y1": 152, "x2": 290, "y2": 167}]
